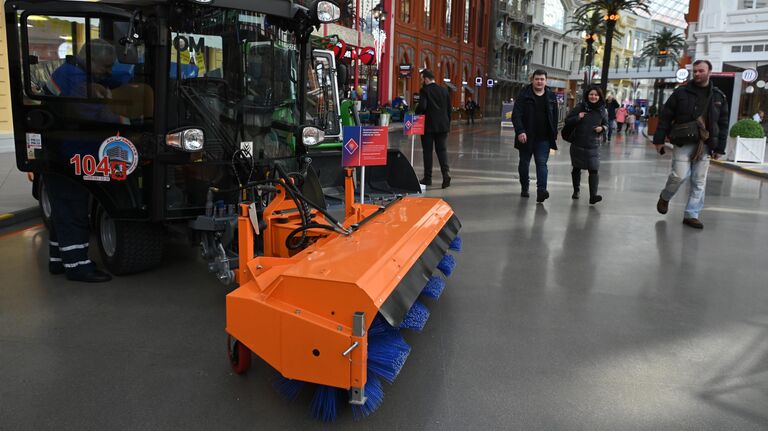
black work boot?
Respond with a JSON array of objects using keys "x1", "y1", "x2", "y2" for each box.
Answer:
[
  {"x1": 571, "y1": 169, "x2": 581, "y2": 199},
  {"x1": 588, "y1": 172, "x2": 602, "y2": 204}
]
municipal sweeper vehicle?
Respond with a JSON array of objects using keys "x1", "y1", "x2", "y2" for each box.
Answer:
[{"x1": 5, "y1": 0, "x2": 461, "y2": 420}]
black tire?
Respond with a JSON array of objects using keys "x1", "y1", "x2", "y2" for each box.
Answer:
[
  {"x1": 97, "y1": 206, "x2": 164, "y2": 275},
  {"x1": 36, "y1": 175, "x2": 52, "y2": 231}
]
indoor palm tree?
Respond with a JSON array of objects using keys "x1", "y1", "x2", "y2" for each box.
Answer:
[
  {"x1": 565, "y1": 12, "x2": 623, "y2": 86},
  {"x1": 640, "y1": 28, "x2": 685, "y2": 111},
  {"x1": 573, "y1": 0, "x2": 651, "y2": 94},
  {"x1": 640, "y1": 28, "x2": 685, "y2": 66}
]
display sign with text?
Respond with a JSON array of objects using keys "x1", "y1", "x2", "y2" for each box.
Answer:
[
  {"x1": 403, "y1": 114, "x2": 425, "y2": 136},
  {"x1": 501, "y1": 102, "x2": 514, "y2": 128},
  {"x1": 342, "y1": 126, "x2": 388, "y2": 167}
]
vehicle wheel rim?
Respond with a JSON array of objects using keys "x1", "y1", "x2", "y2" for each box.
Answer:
[
  {"x1": 40, "y1": 183, "x2": 52, "y2": 221},
  {"x1": 100, "y1": 211, "x2": 117, "y2": 258}
]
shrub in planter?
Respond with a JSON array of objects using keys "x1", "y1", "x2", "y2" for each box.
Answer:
[{"x1": 729, "y1": 119, "x2": 766, "y2": 139}]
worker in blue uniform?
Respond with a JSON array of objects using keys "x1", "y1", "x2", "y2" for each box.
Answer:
[{"x1": 45, "y1": 39, "x2": 129, "y2": 282}]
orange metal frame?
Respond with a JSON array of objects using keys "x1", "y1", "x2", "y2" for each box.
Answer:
[{"x1": 227, "y1": 169, "x2": 454, "y2": 390}]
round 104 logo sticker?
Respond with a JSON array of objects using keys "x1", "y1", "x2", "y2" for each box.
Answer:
[{"x1": 69, "y1": 134, "x2": 139, "y2": 182}]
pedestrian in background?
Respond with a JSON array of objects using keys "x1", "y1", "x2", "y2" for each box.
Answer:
[
  {"x1": 465, "y1": 96, "x2": 478, "y2": 125},
  {"x1": 564, "y1": 85, "x2": 607, "y2": 204},
  {"x1": 616, "y1": 105, "x2": 628, "y2": 134},
  {"x1": 605, "y1": 94, "x2": 619, "y2": 141},
  {"x1": 511, "y1": 69, "x2": 559, "y2": 203},
  {"x1": 654, "y1": 59, "x2": 729, "y2": 229},
  {"x1": 627, "y1": 110, "x2": 637, "y2": 134},
  {"x1": 416, "y1": 69, "x2": 452, "y2": 188}
]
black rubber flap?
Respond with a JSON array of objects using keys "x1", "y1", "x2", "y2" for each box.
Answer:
[
  {"x1": 308, "y1": 149, "x2": 421, "y2": 202},
  {"x1": 379, "y1": 214, "x2": 462, "y2": 327}
]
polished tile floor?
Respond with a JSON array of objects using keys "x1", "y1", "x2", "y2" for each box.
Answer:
[{"x1": 1, "y1": 125, "x2": 768, "y2": 430}]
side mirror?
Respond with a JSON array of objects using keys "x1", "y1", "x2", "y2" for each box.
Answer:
[{"x1": 311, "y1": 1, "x2": 341, "y2": 23}]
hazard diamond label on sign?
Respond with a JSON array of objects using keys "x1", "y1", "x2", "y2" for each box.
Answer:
[{"x1": 345, "y1": 138, "x2": 359, "y2": 154}]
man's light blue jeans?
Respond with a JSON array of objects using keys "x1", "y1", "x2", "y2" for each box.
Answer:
[{"x1": 660, "y1": 144, "x2": 711, "y2": 219}]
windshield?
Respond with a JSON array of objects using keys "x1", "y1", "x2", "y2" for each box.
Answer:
[{"x1": 168, "y1": 7, "x2": 299, "y2": 160}]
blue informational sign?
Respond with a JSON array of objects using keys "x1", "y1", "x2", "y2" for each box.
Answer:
[{"x1": 342, "y1": 126, "x2": 388, "y2": 167}]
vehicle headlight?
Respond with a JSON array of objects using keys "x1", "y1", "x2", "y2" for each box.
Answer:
[
  {"x1": 302, "y1": 127, "x2": 325, "y2": 147},
  {"x1": 166, "y1": 128, "x2": 205, "y2": 152},
  {"x1": 315, "y1": 1, "x2": 341, "y2": 23}
]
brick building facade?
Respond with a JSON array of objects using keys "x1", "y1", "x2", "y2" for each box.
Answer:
[{"x1": 392, "y1": 0, "x2": 491, "y2": 111}]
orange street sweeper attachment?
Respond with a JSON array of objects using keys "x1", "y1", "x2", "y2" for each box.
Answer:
[{"x1": 225, "y1": 167, "x2": 461, "y2": 421}]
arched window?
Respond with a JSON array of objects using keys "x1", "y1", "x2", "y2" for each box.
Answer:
[
  {"x1": 399, "y1": 0, "x2": 411, "y2": 23},
  {"x1": 424, "y1": 0, "x2": 432, "y2": 30},
  {"x1": 542, "y1": 0, "x2": 565, "y2": 31},
  {"x1": 463, "y1": 0, "x2": 471, "y2": 43}
]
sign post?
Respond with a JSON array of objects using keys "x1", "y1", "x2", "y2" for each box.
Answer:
[
  {"x1": 343, "y1": 126, "x2": 388, "y2": 203},
  {"x1": 403, "y1": 113, "x2": 426, "y2": 162}
]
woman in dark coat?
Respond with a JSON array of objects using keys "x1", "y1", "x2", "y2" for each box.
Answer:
[{"x1": 564, "y1": 85, "x2": 608, "y2": 204}]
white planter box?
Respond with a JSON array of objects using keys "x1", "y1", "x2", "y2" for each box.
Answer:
[{"x1": 726, "y1": 136, "x2": 766, "y2": 163}]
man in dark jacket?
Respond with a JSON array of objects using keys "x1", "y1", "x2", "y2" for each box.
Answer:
[
  {"x1": 654, "y1": 59, "x2": 729, "y2": 229},
  {"x1": 416, "y1": 69, "x2": 452, "y2": 188},
  {"x1": 511, "y1": 69, "x2": 559, "y2": 202}
]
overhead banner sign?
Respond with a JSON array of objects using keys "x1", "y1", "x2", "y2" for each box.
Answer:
[{"x1": 342, "y1": 126, "x2": 388, "y2": 167}]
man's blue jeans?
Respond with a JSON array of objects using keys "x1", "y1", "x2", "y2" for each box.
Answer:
[
  {"x1": 518, "y1": 141, "x2": 550, "y2": 192},
  {"x1": 660, "y1": 144, "x2": 711, "y2": 219}
]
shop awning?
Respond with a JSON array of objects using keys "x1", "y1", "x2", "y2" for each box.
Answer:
[
  {"x1": 462, "y1": 84, "x2": 475, "y2": 94},
  {"x1": 444, "y1": 82, "x2": 457, "y2": 91}
]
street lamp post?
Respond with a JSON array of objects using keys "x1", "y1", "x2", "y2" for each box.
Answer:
[{"x1": 372, "y1": 3, "x2": 386, "y2": 108}]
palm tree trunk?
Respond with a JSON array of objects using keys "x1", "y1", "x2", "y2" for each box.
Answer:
[
  {"x1": 585, "y1": 39, "x2": 594, "y2": 89},
  {"x1": 600, "y1": 19, "x2": 617, "y2": 94}
]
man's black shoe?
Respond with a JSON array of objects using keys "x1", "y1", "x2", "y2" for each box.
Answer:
[
  {"x1": 657, "y1": 195, "x2": 669, "y2": 214},
  {"x1": 67, "y1": 269, "x2": 112, "y2": 283},
  {"x1": 419, "y1": 178, "x2": 432, "y2": 186},
  {"x1": 683, "y1": 218, "x2": 703, "y2": 229},
  {"x1": 49, "y1": 262, "x2": 65, "y2": 275},
  {"x1": 442, "y1": 176, "x2": 451, "y2": 189},
  {"x1": 536, "y1": 190, "x2": 550, "y2": 203},
  {"x1": 589, "y1": 195, "x2": 603, "y2": 205},
  {"x1": 521, "y1": 190, "x2": 530, "y2": 198},
  {"x1": 572, "y1": 190, "x2": 580, "y2": 199}
]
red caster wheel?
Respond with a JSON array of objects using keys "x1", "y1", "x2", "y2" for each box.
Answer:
[{"x1": 227, "y1": 335, "x2": 251, "y2": 374}]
